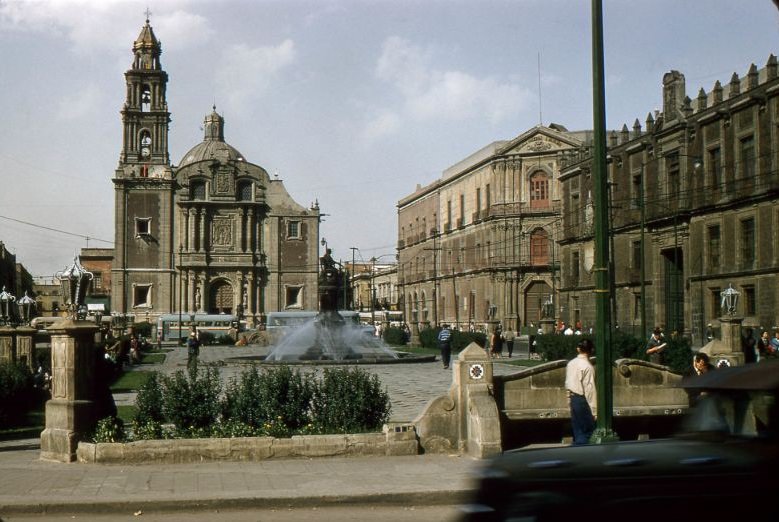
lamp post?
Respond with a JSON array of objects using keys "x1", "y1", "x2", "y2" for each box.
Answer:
[
  {"x1": 720, "y1": 284, "x2": 740, "y2": 316},
  {"x1": 0, "y1": 287, "x2": 16, "y2": 326},
  {"x1": 17, "y1": 292, "x2": 35, "y2": 326},
  {"x1": 55, "y1": 256, "x2": 93, "y2": 321}
]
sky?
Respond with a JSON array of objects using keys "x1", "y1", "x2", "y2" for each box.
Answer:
[{"x1": 1, "y1": 0, "x2": 778, "y2": 279}]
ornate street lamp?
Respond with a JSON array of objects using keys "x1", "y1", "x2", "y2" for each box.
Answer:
[
  {"x1": 55, "y1": 256, "x2": 94, "y2": 320},
  {"x1": 720, "y1": 284, "x2": 740, "y2": 316},
  {"x1": 17, "y1": 291, "x2": 36, "y2": 326},
  {"x1": 0, "y1": 286, "x2": 16, "y2": 326}
]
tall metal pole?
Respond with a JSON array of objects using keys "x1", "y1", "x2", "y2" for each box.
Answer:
[
  {"x1": 370, "y1": 257, "x2": 376, "y2": 326},
  {"x1": 591, "y1": 0, "x2": 618, "y2": 443},
  {"x1": 350, "y1": 247, "x2": 358, "y2": 310},
  {"x1": 640, "y1": 165, "x2": 647, "y2": 340}
]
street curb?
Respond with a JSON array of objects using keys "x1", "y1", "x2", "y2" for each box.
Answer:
[{"x1": 0, "y1": 489, "x2": 474, "y2": 515}]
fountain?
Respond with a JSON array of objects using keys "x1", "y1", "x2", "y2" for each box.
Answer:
[{"x1": 238, "y1": 249, "x2": 433, "y2": 365}]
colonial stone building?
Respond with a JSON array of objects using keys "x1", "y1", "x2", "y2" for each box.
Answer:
[
  {"x1": 111, "y1": 19, "x2": 319, "y2": 326},
  {"x1": 558, "y1": 55, "x2": 779, "y2": 344},
  {"x1": 397, "y1": 125, "x2": 591, "y2": 334}
]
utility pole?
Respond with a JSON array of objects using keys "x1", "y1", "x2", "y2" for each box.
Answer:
[
  {"x1": 370, "y1": 257, "x2": 376, "y2": 326},
  {"x1": 350, "y1": 247, "x2": 358, "y2": 310},
  {"x1": 424, "y1": 230, "x2": 440, "y2": 327},
  {"x1": 591, "y1": 0, "x2": 618, "y2": 443}
]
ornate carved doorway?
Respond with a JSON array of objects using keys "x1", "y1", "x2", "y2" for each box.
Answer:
[{"x1": 209, "y1": 280, "x2": 233, "y2": 314}]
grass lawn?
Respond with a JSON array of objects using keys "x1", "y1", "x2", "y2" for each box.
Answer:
[
  {"x1": 139, "y1": 353, "x2": 166, "y2": 364},
  {"x1": 395, "y1": 344, "x2": 544, "y2": 368},
  {"x1": 117, "y1": 404, "x2": 138, "y2": 425},
  {"x1": 110, "y1": 370, "x2": 155, "y2": 393}
]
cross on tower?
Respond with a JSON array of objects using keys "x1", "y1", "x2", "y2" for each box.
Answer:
[{"x1": 144, "y1": 7, "x2": 152, "y2": 21}]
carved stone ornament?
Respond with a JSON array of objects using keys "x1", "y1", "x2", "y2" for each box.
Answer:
[
  {"x1": 526, "y1": 136, "x2": 553, "y2": 152},
  {"x1": 212, "y1": 218, "x2": 233, "y2": 247},
  {"x1": 216, "y1": 171, "x2": 231, "y2": 193},
  {"x1": 469, "y1": 363, "x2": 485, "y2": 380}
]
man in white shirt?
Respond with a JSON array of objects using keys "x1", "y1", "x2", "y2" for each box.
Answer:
[{"x1": 565, "y1": 338, "x2": 597, "y2": 445}]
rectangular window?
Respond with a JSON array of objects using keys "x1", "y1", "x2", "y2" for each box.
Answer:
[
  {"x1": 740, "y1": 218, "x2": 755, "y2": 268},
  {"x1": 446, "y1": 200, "x2": 452, "y2": 230},
  {"x1": 287, "y1": 221, "x2": 300, "y2": 239},
  {"x1": 740, "y1": 136, "x2": 755, "y2": 179},
  {"x1": 666, "y1": 152, "x2": 680, "y2": 199},
  {"x1": 133, "y1": 284, "x2": 152, "y2": 308},
  {"x1": 633, "y1": 293, "x2": 641, "y2": 320},
  {"x1": 475, "y1": 188, "x2": 481, "y2": 215},
  {"x1": 632, "y1": 240, "x2": 641, "y2": 270},
  {"x1": 632, "y1": 173, "x2": 642, "y2": 209},
  {"x1": 285, "y1": 286, "x2": 302, "y2": 308},
  {"x1": 135, "y1": 217, "x2": 152, "y2": 237},
  {"x1": 710, "y1": 287, "x2": 721, "y2": 318},
  {"x1": 485, "y1": 184, "x2": 491, "y2": 209},
  {"x1": 708, "y1": 147, "x2": 722, "y2": 190},
  {"x1": 743, "y1": 285, "x2": 756, "y2": 316},
  {"x1": 571, "y1": 193, "x2": 580, "y2": 229},
  {"x1": 708, "y1": 225, "x2": 720, "y2": 270},
  {"x1": 571, "y1": 251, "x2": 580, "y2": 285},
  {"x1": 93, "y1": 273, "x2": 103, "y2": 290}
]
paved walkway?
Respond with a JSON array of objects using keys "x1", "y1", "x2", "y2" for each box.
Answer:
[{"x1": 0, "y1": 345, "x2": 523, "y2": 515}]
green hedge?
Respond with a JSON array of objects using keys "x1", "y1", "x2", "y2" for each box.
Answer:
[
  {"x1": 534, "y1": 330, "x2": 692, "y2": 374},
  {"x1": 382, "y1": 326, "x2": 407, "y2": 346},
  {"x1": 419, "y1": 327, "x2": 487, "y2": 351},
  {"x1": 0, "y1": 362, "x2": 39, "y2": 426},
  {"x1": 121, "y1": 364, "x2": 391, "y2": 442}
]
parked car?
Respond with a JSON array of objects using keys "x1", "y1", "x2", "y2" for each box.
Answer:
[{"x1": 460, "y1": 360, "x2": 779, "y2": 522}]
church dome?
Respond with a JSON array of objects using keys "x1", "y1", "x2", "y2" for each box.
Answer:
[{"x1": 178, "y1": 107, "x2": 245, "y2": 168}]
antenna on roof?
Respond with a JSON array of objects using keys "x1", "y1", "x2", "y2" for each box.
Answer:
[{"x1": 537, "y1": 51, "x2": 543, "y2": 126}]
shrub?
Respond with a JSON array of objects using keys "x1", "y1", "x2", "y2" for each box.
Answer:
[
  {"x1": 132, "y1": 420, "x2": 164, "y2": 440},
  {"x1": 535, "y1": 334, "x2": 587, "y2": 362},
  {"x1": 452, "y1": 330, "x2": 487, "y2": 351},
  {"x1": 311, "y1": 367, "x2": 390, "y2": 434},
  {"x1": 662, "y1": 336, "x2": 694, "y2": 374},
  {"x1": 0, "y1": 361, "x2": 36, "y2": 425},
  {"x1": 131, "y1": 322, "x2": 153, "y2": 339},
  {"x1": 92, "y1": 416, "x2": 126, "y2": 443},
  {"x1": 161, "y1": 365, "x2": 222, "y2": 434},
  {"x1": 382, "y1": 326, "x2": 407, "y2": 346},
  {"x1": 418, "y1": 327, "x2": 438, "y2": 349},
  {"x1": 217, "y1": 334, "x2": 234, "y2": 345},
  {"x1": 133, "y1": 372, "x2": 164, "y2": 425},
  {"x1": 198, "y1": 331, "x2": 215, "y2": 346},
  {"x1": 211, "y1": 419, "x2": 259, "y2": 438}
]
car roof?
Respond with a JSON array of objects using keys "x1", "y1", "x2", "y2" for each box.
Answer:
[{"x1": 680, "y1": 360, "x2": 779, "y2": 391}]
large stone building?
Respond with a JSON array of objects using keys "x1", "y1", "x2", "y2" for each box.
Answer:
[
  {"x1": 111, "y1": 19, "x2": 319, "y2": 326},
  {"x1": 397, "y1": 125, "x2": 591, "y2": 334},
  {"x1": 558, "y1": 55, "x2": 779, "y2": 344}
]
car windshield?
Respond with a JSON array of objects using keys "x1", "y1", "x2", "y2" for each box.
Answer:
[{"x1": 681, "y1": 389, "x2": 777, "y2": 439}]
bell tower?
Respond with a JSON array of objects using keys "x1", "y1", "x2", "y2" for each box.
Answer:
[
  {"x1": 111, "y1": 16, "x2": 175, "y2": 321},
  {"x1": 120, "y1": 17, "x2": 170, "y2": 169}
]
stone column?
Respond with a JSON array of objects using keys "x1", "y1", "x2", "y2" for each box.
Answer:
[
  {"x1": 0, "y1": 326, "x2": 14, "y2": 364},
  {"x1": 15, "y1": 326, "x2": 36, "y2": 370},
  {"x1": 453, "y1": 343, "x2": 501, "y2": 457},
  {"x1": 715, "y1": 316, "x2": 745, "y2": 367},
  {"x1": 40, "y1": 320, "x2": 100, "y2": 463}
]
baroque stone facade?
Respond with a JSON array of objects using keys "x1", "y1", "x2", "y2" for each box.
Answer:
[
  {"x1": 110, "y1": 20, "x2": 319, "y2": 326},
  {"x1": 558, "y1": 55, "x2": 779, "y2": 343},
  {"x1": 397, "y1": 125, "x2": 589, "y2": 334}
]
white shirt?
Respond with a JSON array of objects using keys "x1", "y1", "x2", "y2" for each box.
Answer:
[{"x1": 565, "y1": 353, "x2": 597, "y2": 413}]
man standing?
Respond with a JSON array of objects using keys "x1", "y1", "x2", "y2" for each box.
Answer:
[
  {"x1": 646, "y1": 327, "x2": 667, "y2": 365},
  {"x1": 565, "y1": 338, "x2": 597, "y2": 445},
  {"x1": 187, "y1": 326, "x2": 200, "y2": 372},
  {"x1": 438, "y1": 324, "x2": 452, "y2": 369},
  {"x1": 503, "y1": 328, "x2": 516, "y2": 358}
]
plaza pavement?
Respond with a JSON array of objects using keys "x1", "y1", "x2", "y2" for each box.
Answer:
[{"x1": 0, "y1": 344, "x2": 522, "y2": 516}]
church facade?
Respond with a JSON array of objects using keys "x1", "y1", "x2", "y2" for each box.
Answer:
[{"x1": 110, "y1": 19, "x2": 320, "y2": 326}]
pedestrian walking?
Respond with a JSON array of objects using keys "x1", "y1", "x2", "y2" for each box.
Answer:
[
  {"x1": 565, "y1": 338, "x2": 597, "y2": 445},
  {"x1": 438, "y1": 324, "x2": 452, "y2": 369}
]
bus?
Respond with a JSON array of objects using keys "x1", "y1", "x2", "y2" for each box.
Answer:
[
  {"x1": 157, "y1": 313, "x2": 239, "y2": 342},
  {"x1": 265, "y1": 310, "x2": 362, "y2": 344}
]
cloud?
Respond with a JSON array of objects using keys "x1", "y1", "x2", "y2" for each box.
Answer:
[
  {"x1": 0, "y1": 1, "x2": 212, "y2": 54},
  {"x1": 369, "y1": 36, "x2": 530, "y2": 136},
  {"x1": 215, "y1": 39, "x2": 297, "y2": 111},
  {"x1": 56, "y1": 82, "x2": 103, "y2": 120},
  {"x1": 362, "y1": 109, "x2": 401, "y2": 144}
]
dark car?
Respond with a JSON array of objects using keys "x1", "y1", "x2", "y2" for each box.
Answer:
[{"x1": 460, "y1": 360, "x2": 779, "y2": 522}]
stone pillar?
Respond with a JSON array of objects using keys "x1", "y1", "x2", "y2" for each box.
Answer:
[
  {"x1": 15, "y1": 326, "x2": 36, "y2": 370},
  {"x1": 714, "y1": 316, "x2": 745, "y2": 367},
  {"x1": 540, "y1": 318, "x2": 556, "y2": 335},
  {"x1": 40, "y1": 320, "x2": 100, "y2": 463},
  {"x1": 0, "y1": 326, "x2": 14, "y2": 364},
  {"x1": 453, "y1": 343, "x2": 501, "y2": 457}
]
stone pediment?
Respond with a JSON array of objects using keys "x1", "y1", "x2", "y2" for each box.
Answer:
[{"x1": 498, "y1": 126, "x2": 581, "y2": 156}]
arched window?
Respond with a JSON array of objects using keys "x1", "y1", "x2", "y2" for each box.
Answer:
[
  {"x1": 530, "y1": 228, "x2": 549, "y2": 266},
  {"x1": 191, "y1": 181, "x2": 206, "y2": 200},
  {"x1": 529, "y1": 171, "x2": 550, "y2": 209},
  {"x1": 141, "y1": 84, "x2": 151, "y2": 112}
]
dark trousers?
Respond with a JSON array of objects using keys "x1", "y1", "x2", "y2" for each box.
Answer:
[
  {"x1": 569, "y1": 394, "x2": 595, "y2": 445},
  {"x1": 440, "y1": 344, "x2": 451, "y2": 368},
  {"x1": 506, "y1": 340, "x2": 514, "y2": 357}
]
